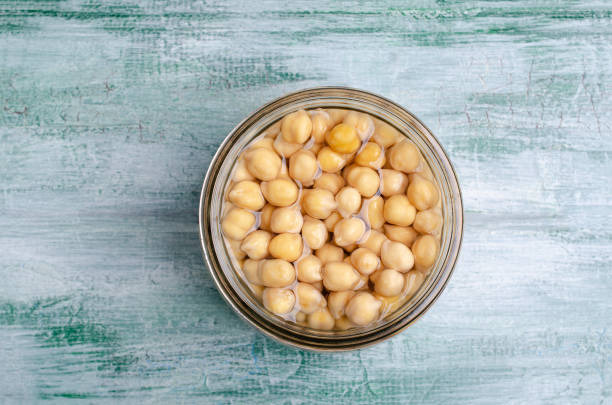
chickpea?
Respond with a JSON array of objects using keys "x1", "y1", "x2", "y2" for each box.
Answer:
[
  {"x1": 273, "y1": 134, "x2": 302, "y2": 158},
  {"x1": 413, "y1": 209, "x2": 442, "y2": 234},
  {"x1": 261, "y1": 179, "x2": 299, "y2": 207},
  {"x1": 334, "y1": 316, "x2": 354, "y2": 330},
  {"x1": 309, "y1": 142, "x2": 323, "y2": 154},
  {"x1": 277, "y1": 160, "x2": 291, "y2": 180},
  {"x1": 315, "y1": 243, "x2": 344, "y2": 265},
  {"x1": 281, "y1": 109, "x2": 312, "y2": 144},
  {"x1": 228, "y1": 180, "x2": 265, "y2": 211},
  {"x1": 355, "y1": 142, "x2": 385, "y2": 169},
  {"x1": 307, "y1": 308, "x2": 334, "y2": 330},
  {"x1": 314, "y1": 173, "x2": 345, "y2": 194},
  {"x1": 341, "y1": 163, "x2": 359, "y2": 182},
  {"x1": 343, "y1": 243, "x2": 357, "y2": 253},
  {"x1": 296, "y1": 282, "x2": 325, "y2": 314},
  {"x1": 326, "y1": 108, "x2": 348, "y2": 125},
  {"x1": 358, "y1": 230, "x2": 387, "y2": 256},
  {"x1": 311, "y1": 281, "x2": 324, "y2": 292},
  {"x1": 259, "y1": 259, "x2": 296, "y2": 288},
  {"x1": 383, "y1": 194, "x2": 416, "y2": 226},
  {"x1": 227, "y1": 238, "x2": 246, "y2": 261},
  {"x1": 350, "y1": 248, "x2": 380, "y2": 275},
  {"x1": 259, "y1": 204, "x2": 274, "y2": 232},
  {"x1": 322, "y1": 262, "x2": 361, "y2": 291},
  {"x1": 295, "y1": 311, "x2": 306, "y2": 323},
  {"x1": 242, "y1": 259, "x2": 262, "y2": 285},
  {"x1": 372, "y1": 120, "x2": 401, "y2": 148},
  {"x1": 335, "y1": 187, "x2": 361, "y2": 216},
  {"x1": 270, "y1": 206, "x2": 303, "y2": 234},
  {"x1": 324, "y1": 211, "x2": 342, "y2": 232},
  {"x1": 412, "y1": 235, "x2": 439, "y2": 269},
  {"x1": 346, "y1": 166, "x2": 380, "y2": 198},
  {"x1": 222, "y1": 207, "x2": 256, "y2": 240},
  {"x1": 302, "y1": 188, "x2": 336, "y2": 219},
  {"x1": 301, "y1": 216, "x2": 328, "y2": 249},
  {"x1": 296, "y1": 254, "x2": 323, "y2": 283},
  {"x1": 317, "y1": 146, "x2": 347, "y2": 173},
  {"x1": 263, "y1": 288, "x2": 295, "y2": 315},
  {"x1": 240, "y1": 230, "x2": 272, "y2": 260},
  {"x1": 326, "y1": 123, "x2": 361, "y2": 154},
  {"x1": 403, "y1": 270, "x2": 425, "y2": 298},
  {"x1": 343, "y1": 111, "x2": 374, "y2": 140},
  {"x1": 381, "y1": 240, "x2": 414, "y2": 272},
  {"x1": 249, "y1": 283, "x2": 264, "y2": 301},
  {"x1": 380, "y1": 169, "x2": 408, "y2": 197},
  {"x1": 269, "y1": 233, "x2": 303, "y2": 262},
  {"x1": 289, "y1": 150, "x2": 318, "y2": 186},
  {"x1": 251, "y1": 136, "x2": 275, "y2": 150},
  {"x1": 333, "y1": 217, "x2": 366, "y2": 247},
  {"x1": 327, "y1": 291, "x2": 355, "y2": 319},
  {"x1": 263, "y1": 121, "x2": 281, "y2": 138},
  {"x1": 383, "y1": 224, "x2": 418, "y2": 247},
  {"x1": 366, "y1": 196, "x2": 385, "y2": 230},
  {"x1": 389, "y1": 140, "x2": 421, "y2": 173},
  {"x1": 407, "y1": 176, "x2": 439, "y2": 211},
  {"x1": 245, "y1": 147, "x2": 281, "y2": 181},
  {"x1": 309, "y1": 109, "x2": 332, "y2": 143},
  {"x1": 345, "y1": 292, "x2": 382, "y2": 326},
  {"x1": 374, "y1": 269, "x2": 405, "y2": 297},
  {"x1": 233, "y1": 158, "x2": 255, "y2": 182}
]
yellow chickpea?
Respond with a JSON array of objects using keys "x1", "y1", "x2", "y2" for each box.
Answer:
[
  {"x1": 327, "y1": 291, "x2": 355, "y2": 319},
  {"x1": 301, "y1": 216, "x2": 328, "y2": 249},
  {"x1": 270, "y1": 206, "x2": 303, "y2": 234},
  {"x1": 245, "y1": 147, "x2": 281, "y2": 181},
  {"x1": 263, "y1": 288, "x2": 295, "y2": 315},
  {"x1": 296, "y1": 254, "x2": 323, "y2": 283},
  {"x1": 273, "y1": 134, "x2": 303, "y2": 158},
  {"x1": 311, "y1": 280, "x2": 324, "y2": 291},
  {"x1": 295, "y1": 311, "x2": 306, "y2": 323},
  {"x1": 228, "y1": 180, "x2": 265, "y2": 211},
  {"x1": 227, "y1": 238, "x2": 246, "y2": 261},
  {"x1": 389, "y1": 140, "x2": 421, "y2": 173},
  {"x1": 334, "y1": 316, "x2": 354, "y2": 330},
  {"x1": 326, "y1": 108, "x2": 348, "y2": 125},
  {"x1": 269, "y1": 233, "x2": 303, "y2": 262},
  {"x1": 343, "y1": 111, "x2": 374, "y2": 140},
  {"x1": 315, "y1": 243, "x2": 344, "y2": 265},
  {"x1": 251, "y1": 137, "x2": 275, "y2": 150},
  {"x1": 403, "y1": 270, "x2": 425, "y2": 298},
  {"x1": 380, "y1": 169, "x2": 409, "y2": 197},
  {"x1": 413, "y1": 209, "x2": 442, "y2": 234},
  {"x1": 249, "y1": 283, "x2": 264, "y2": 301},
  {"x1": 335, "y1": 186, "x2": 362, "y2": 216},
  {"x1": 302, "y1": 188, "x2": 336, "y2": 219},
  {"x1": 281, "y1": 109, "x2": 312, "y2": 144},
  {"x1": 346, "y1": 166, "x2": 380, "y2": 198},
  {"x1": 233, "y1": 158, "x2": 255, "y2": 182},
  {"x1": 355, "y1": 142, "x2": 385, "y2": 169},
  {"x1": 350, "y1": 248, "x2": 380, "y2": 275},
  {"x1": 333, "y1": 217, "x2": 366, "y2": 247},
  {"x1": 240, "y1": 230, "x2": 272, "y2": 260},
  {"x1": 296, "y1": 282, "x2": 325, "y2": 314},
  {"x1": 222, "y1": 207, "x2": 256, "y2": 240},
  {"x1": 381, "y1": 240, "x2": 414, "y2": 272},
  {"x1": 383, "y1": 224, "x2": 418, "y2": 247},
  {"x1": 261, "y1": 179, "x2": 299, "y2": 207},
  {"x1": 374, "y1": 269, "x2": 405, "y2": 297},
  {"x1": 343, "y1": 243, "x2": 358, "y2": 253},
  {"x1": 345, "y1": 292, "x2": 382, "y2": 326},
  {"x1": 307, "y1": 308, "x2": 335, "y2": 330},
  {"x1": 259, "y1": 259, "x2": 296, "y2": 288},
  {"x1": 309, "y1": 142, "x2": 323, "y2": 154},
  {"x1": 317, "y1": 146, "x2": 347, "y2": 173},
  {"x1": 372, "y1": 120, "x2": 401, "y2": 148},
  {"x1": 309, "y1": 109, "x2": 332, "y2": 143},
  {"x1": 324, "y1": 211, "x2": 342, "y2": 232},
  {"x1": 322, "y1": 262, "x2": 361, "y2": 291},
  {"x1": 412, "y1": 235, "x2": 439, "y2": 269},
  {"x1": 259, "y1": 204, "x2": 274, "y2": 232},
  {"x1": 366, "y1": 196, "x2": 385, "y2": 230},
  {"x1": 357, "y1": 229, "x2": 388, "y2": 256},
  {"x1": 341, "y1": 163, "x2": 359, "y2": 182},
  {"x1": 289, "y1": 150, "x2": 318, "y2": 186},
  {"x1": 262, "y1": 121, "x2": 281, "y2": 138},
  {"x1": 314, "y1": 173, "x2": 345, "y2": 194},
  {"x1": 326, "y1": 123, "x2": 361, "y2": 154},
  {"x1": 383, "y1": 195, "x2": 416, "y2": 226},
  {"x1": 242, "y1": 259, "x2": 262, "y2": 285},
  {"x1": 406, "y1": 176, "x2": 439, "y2": 211}
]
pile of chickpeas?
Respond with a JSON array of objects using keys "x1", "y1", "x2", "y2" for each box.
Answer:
[{"x1": 221, "y1": 108, "x2": 442, "y2": 331}]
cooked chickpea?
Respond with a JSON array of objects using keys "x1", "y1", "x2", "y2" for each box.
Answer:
[
  {"x1": 302, "y1": 189, "x2": 336, "y2": 219},
  {"x1": 263, "y1": 288, "x2": 295, "y2": 315},
  {"x1": 403, "y1": 270, "x2": 425, "y2": 298},
  {"x1": 406, "y1": 176, "x2": 439, "y2": 211},
  {"x1": 242, "y1": 259, "x2": 262, "y2": 285},
  {"x1": 289, "y1": 150, "x2": 318, "y2": 185},
  {"x1": 335, "y1": 187, "x2": 361, "y2": 216},
  {"x1": 274, "y1": 135, "x2": 302, "y2": 158},
  {"x1": 296, "y1": 282, "x2": 325, "y2": 314},
  {"x1": 344, "y1": 243, "x2": 357, "y2": 253},
  {"x1": 222, "y1": 207, "x2": 256, "y2": 240},
  {"x1": 343, "y1": 111, "x2": 374, "y2": 140},
  {"x1": 259, "y1": 259, "x2": 296, "y2": 287},
  {"x1": 324, "y1": 211, "x2": 342, "y2": 232},
  {"x1": 358, "y1": 230, "x2": 387, "y2": 256},
  {"x1": 374, "y1": 269, "x2": 405, "y2": 297},
  {"x1": 296, "y1": 254, "x2": 323, "y2": 283},
  {"x1": 366, "y1": 196, "x2": 385, "y2": 229},
  {"x1": 269, "y1": 233, "x2": 303, "y2": 262},
  {"x1": 311, "y1": 281, "x2": 324, "y2": 291},
  {"x1": 233, "y1": 159, "x2": 255, "y2": 182},
  {"x1": 346, "y1": 166, "x2": 380, "y2": 198},
  {"x1": 228, "y1": 180, "x2": 265, "y2": 211},
  {"x1": 326, "y1": 123, "x2": 361, "y2": 154},
  {"x1": 228, "y1": 238, "x2": 246, "y2": 261},
  {"x1": 251, "y1": 137, "x2": 275, "y2": 150},
  {"x1": 334, "y1": 316, "x2": 354, "y2": 330},
  {"x1": 259, "y1": 204, "x2": 274, "y2": 232},
  {"x1": 270, "y1": 206, "x2": 303, "y2": 234},
  {"x1": 317, "y1": 146, "x2": 347, "y2": 173},
  {"x1": 309, "y1": 110, "x2": 332, "y2": 143},
  {"x1": 350, "y1": 248, "x2": 380, "y2": 275},
  {"x1": 261, "y1": 179, "x2": 299, "y2": 207},
  {"x1": 413, "y1": 209, "x2": 442, "y2": 234},
  {"x1": 372, "y1": 120, "x2": 401, "y2": 148},
  {"x1": 389, "y1": 140, "x2": 421, "y2": 173},
  {"x1": 345, "y1": 292, "x2": 382, "y2": 326},
  {"x1": 314, "y1": 173, "x2": 345, "y2": 194},
  {"x1": 322, "y1": 262, "x2": 361, "y2": 291},
  {"x1": 295, "y1": 311, "x2": 306, "y2": 323},
  {"x1": 383, "y1": 195, "x2": 416, "y2": 226},
  {"x1": 355, "y1": 142, "x2": 385, "y2": 169},
  {"x1": 380, "y1": 169, "x2": 408, "y2": 197},
  {"x1": 333, "y1": 217, "x2": 366, "y2": 247},
  {"x1": 249, "y1": 283, "x2": 264, "y2": 301},
  {"x1": 245, "y1": 147, "x2": 281, "y2": 181},
  {"x1": 263, "y1": 121, "x2": 281, "y2": 138},
  {"x1": 309, "y1": 142, "x2": 323, "y2": 154},
  {"x1": 412, "y1": 235, "x2": 439, "y2": 269},
  {"x1": 327, "y1": 291, "x2": 355, "y2": 319},
  {"x1": 315, "y1": 243, "x2": 344, "y2": 265},
  {"x1": 301, "y1": 216, "x2": 328, "y2": 249},
  {"x1": 281, "y1": 109, "x2": 312, "y2": 144},
  {"x1": 384, "y1": 224, "x2": 418, "y2": 247},
  {"x1": 342, "y1": 163, "x2": 359, "y2": 182},
  {"x1": 326, "y1": 108, "x2": 348, "y2": 125},
  {"x1": 240, "y1": 230, "x2": 272, "y2": 260},
  {"x1": 381, "y1": 240, "x2": 414, "y2": 272},
  {"x1": 307, "y1": 308, "x2": 335, "y2": 330}
]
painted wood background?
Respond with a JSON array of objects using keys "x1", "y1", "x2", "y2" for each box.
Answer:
[{"x1": 1, "y1": 0, "x2": 611, "y2": 403}]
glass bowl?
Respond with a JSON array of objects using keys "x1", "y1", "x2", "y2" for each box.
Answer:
[{"x1": 199, "y1": 87, "x2": 463, "y2": 351}]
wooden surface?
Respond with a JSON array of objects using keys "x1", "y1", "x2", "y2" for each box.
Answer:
[{"x1": 1, "y1": 0, "x2": 611, "y2": 403}]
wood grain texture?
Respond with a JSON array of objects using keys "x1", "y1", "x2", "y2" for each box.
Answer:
[{"x1": 1, "y1": 0, "x2": 611, "y2": 403}]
